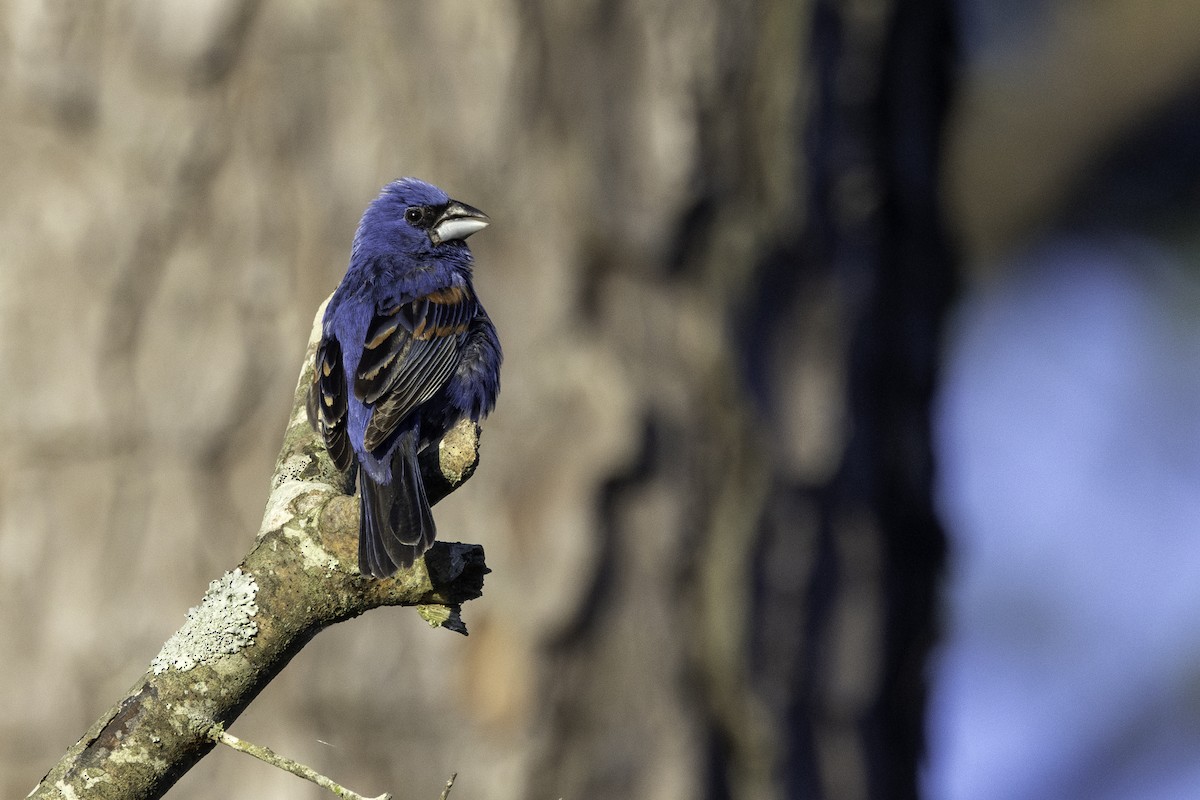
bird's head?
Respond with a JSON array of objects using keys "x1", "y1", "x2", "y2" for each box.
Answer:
[{"x1": 354, "y1": 178, "x2": 490, "y2": 260}]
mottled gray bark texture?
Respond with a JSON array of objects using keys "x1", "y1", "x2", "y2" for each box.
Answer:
[{"x1": 27, "y1": 306, "x2": 488, "y2": 800}]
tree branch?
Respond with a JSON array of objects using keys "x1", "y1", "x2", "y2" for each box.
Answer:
[
  {"x1": 209, "y1": 724, "x2": 391, "y2": 800},
  {"x1": 28, "y1": 300, "x2": 489, "y2": 800}
]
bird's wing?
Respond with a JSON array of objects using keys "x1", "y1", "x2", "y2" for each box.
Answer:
[
  {"x1": 307, "y1": 335, "x2": 354, "y2": 471},
  {"x1": 355, "y1": 284, "x2": 476, "y2": 452}
]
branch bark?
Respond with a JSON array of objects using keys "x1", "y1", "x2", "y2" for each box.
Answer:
[{"x1": 28, "y1": 301, "x2": 489, "y2": 800}]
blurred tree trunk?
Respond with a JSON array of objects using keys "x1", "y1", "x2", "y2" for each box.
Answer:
[
  {"x1": 516, "y1": 1, "x2": 957, "y2": 799},
  {"x1": 800, "y1": 2, "x2": 958, "y2": 797}
]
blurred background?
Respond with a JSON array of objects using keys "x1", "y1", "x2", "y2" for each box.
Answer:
[{"x1": 3, "y1": 1, "x2": 1200, "y2": 799}]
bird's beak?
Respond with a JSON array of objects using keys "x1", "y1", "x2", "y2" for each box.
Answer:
[{"x1": 430, "y1": 200, "x2": 490, "y2": 245}]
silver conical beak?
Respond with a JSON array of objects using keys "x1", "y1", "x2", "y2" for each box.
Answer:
[{"x1": 430, "y1": 200, "x2": 490, "y2": 245}]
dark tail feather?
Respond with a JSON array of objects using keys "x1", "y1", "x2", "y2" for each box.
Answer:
[
  {"x1": 357, "y1": 432, "x2": 436, "y2": 577},
  {"x1": 359, "y1": 475, "x2": 396, "y2": 577}
]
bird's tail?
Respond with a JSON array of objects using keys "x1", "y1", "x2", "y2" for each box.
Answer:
[{"x1": 358, "y1": 431, "x2": 436, "y2": 577}]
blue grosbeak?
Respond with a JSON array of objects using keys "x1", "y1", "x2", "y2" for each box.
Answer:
[{"x1": 307, "y1": 178, "x2": 501, "y2": 577}]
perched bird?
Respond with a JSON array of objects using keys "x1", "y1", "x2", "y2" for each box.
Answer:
[{"x1": 307, "y1": 178, "x2": 501, "y2": 577}]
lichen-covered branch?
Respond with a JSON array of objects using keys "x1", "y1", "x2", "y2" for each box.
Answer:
[{"x1": 27, "y1": 301, "x2": 489, "y2": 800}]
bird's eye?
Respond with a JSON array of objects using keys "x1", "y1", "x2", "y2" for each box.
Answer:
[{"x1": 405, "y1": 206, "x2": 428, "y2": 226}]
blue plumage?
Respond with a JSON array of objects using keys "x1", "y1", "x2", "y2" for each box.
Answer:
[{"x1": 307, "y1": 178, "x2": 501, "y2": 576}]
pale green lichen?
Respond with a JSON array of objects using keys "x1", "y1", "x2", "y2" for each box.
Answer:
[
  {"x1": 150, "y1": 569, "x2": 259, "y2": 674},
  {"x1": 417, "y1": 603, "x2": 468, "y2": 635},
  {"x1": 108, "y1": 746, "x2": 167, "y2": 771},
  {"x1": 288, "y1": 532, "x2": 339, "y2": 572},
  {"x1": 272, "y1": 453, "x2": 313, "y2": 490},
  {"x1": 54, "y1": 779, "x2": 80, "y2": 800},
  {"x1": 417, "y1": 604, "x2": 452, "y2": 627},
  {"x1": 260, "y1": 475, "x2": 339, "y2": 571},
  {"x1": 260, "y1": 478, "x2": 315, "y2": 535}
]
